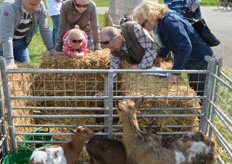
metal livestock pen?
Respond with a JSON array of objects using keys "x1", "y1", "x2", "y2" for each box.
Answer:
[{"x1": 0, "y1": 56, "x2": 231, "y2": 163}]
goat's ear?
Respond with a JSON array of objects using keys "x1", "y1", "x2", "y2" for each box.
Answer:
[{"x1": 135, "y1": 97, "x2": 144, "y2": 109}]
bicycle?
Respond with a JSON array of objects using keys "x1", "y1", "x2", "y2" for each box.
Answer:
[{"x1": 217, "y1": 0, "x2": 232, "y2": 11}]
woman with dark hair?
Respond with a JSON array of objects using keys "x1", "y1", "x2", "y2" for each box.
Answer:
[{"x1": 56, "y1": 0, "x2": 100, "y2": 52}]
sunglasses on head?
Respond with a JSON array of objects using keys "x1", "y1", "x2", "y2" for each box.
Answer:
[
  {"x1": 140, "y1": 19, "x2": 148, "y2": 28},
  {"x1": 100, "y1": 35, "x2": 118, "y2": 45},
  {"x1": 74, "y1": 2, "x2": 89, "y2": 8},
  {"x1": 72, "y1": 39, "x2": 83, "y2": 43}
]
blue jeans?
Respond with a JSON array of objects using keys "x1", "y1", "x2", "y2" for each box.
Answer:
[
  {"x1": 0, "y1": 38, "x2": 30, "y2": 63},
  {"x1": 88, "y1": 34, "x2": 94, "y2": 50},
  {"x1": 51, "y1": 15, "x2": 60, "y2": 45}
]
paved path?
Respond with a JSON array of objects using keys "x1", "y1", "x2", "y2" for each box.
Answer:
[
  {"x1": 96, "y1": 7, "x2": 109, "y2": 14},
  {"x1": 97, "y1": 6, "x2": 232, "y2": 67},
  {"x1": 201, "y1": 7, "x2": 232, "y2": 68}
]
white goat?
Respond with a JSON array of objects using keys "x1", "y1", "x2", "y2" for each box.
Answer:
[
  {"x1": 29, "y1": 125, "x2": 94, "y2": 164},
  {"x1": 116, "y1": 98, "x2": 218, "y2": 164}
]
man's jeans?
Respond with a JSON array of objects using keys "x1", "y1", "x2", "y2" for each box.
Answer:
[
  {"x1": 0, "y1": 38, "x2": 30, "y2": 63},
  {"x1": 51, "y1": 15, "x2": 60, "y2": 45},
  {"x1": 88, "y1": 34, "x2": 94, "y2": 50}
]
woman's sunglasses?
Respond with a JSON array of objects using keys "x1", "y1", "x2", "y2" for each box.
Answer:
[
  {"x1": 74, "y1": 3, "x2": 89, "y2": 8},
  {"x1": 72, "y1": 39, "x2": 83, "y2": 43}
]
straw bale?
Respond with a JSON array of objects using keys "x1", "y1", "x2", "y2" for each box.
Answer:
[
  {"x1": 39, "y1": 49, "x2": 110, "y2": 69},
  {"x1": 118, "y1": 60, "x2": 200, "y2": 132},
  {"x1": 27, "y1": 49, "x2": 111, "y2": 126},
  {"x1": 27, "y1": 49, "x2": 199, "y2": 138}
]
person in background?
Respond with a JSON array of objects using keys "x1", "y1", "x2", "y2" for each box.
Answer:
[
  {"x1": 183, "y1": 0, "x2": 202, "y2": 20},
  {"x1": 164, "y1": 0, "x2": 187, "y2": 15},
  {"x1": 63, "y1": 25, "x2": 88, "y2": 58},
  {"x1": 99, "y1": 21, "x2": 158, "y2": 70},
  {"x1": 46, "y1": 0, "x2": 62, "y2": 45},
  {"x1": 56, "y1": 0, "x2": 100, "y2": 52},
  {"x1": 133, "y1": 0, "x2": 215, "y2": 97},
  {"x1": 0, "y1": 0, "x2": 60, "y2": 69}
]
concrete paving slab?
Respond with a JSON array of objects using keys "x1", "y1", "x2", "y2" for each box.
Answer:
[{"x1": 202, "y1": 6, "x2": 232, "y2": 68}]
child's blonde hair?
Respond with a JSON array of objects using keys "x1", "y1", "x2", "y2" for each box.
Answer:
[{"x1": 69, "y1": 25, "x2": 83, "y2": 41}]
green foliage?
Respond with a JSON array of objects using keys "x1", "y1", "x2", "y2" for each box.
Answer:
[
  {"x1": 28, "y1": 33, "x2": 46, "y2": 67},
  {"x1": 201, "y1": 0, "x2": 218, "y2": 6},
  {"x1": 92, "y1": 0, "x2": 109, "y2": 7},
  {"x1": 98, "y1": 14, "x2": 104, "y2": 29}
]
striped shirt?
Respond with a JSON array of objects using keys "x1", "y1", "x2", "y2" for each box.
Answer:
[
  {"x1": 110, "y1": 24, "x2": 158, "y2": 69},
  {"x1": 13, "y1": 7, "x2": 32, "y2": 40}
]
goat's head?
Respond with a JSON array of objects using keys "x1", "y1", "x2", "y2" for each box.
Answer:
[
  {"x1": 116, "y1": 97, "x2": 144, "y2": 120},
  {"x1": 70, "y1": 125, "x2": 94, "y2": 141}
]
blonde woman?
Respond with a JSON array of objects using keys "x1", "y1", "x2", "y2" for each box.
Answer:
[{"x1": 133, "y1": 0, "x2": 215, "y2": 98}]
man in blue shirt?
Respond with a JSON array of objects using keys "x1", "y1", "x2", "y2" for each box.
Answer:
[{"x1": 165, "y1": 0, "x2": 188, "y2": 15}]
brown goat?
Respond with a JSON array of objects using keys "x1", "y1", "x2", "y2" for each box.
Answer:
[
  {"x1": 86, "y1": 136, "x2": 127, "y2": 164},
  {"x1": 116, "y1": 98, "x2": 218, "y2": 164},
  {"x1": 29, "y1": 126, "x2": 94, "y2": 164}
]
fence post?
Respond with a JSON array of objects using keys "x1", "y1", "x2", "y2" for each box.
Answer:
[
  {"x1": 104, "y1": 71, "x2": 114, "y2": 138},
  {"x1": 0, "y1": 77, "x2": 9, "y2": 158},
  {"x1": 200, "y1": 56, "x2": 217, "y2": 134},
  {"x1": 209, "y1": 58, "x2": 223, "y2": 138},
  {"x1": 0, "y1": 57, "x2": 17, "y2": 149}
]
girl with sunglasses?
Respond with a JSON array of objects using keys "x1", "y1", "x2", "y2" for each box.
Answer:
[
  {"x1": 63, "y1": 25, "x2": 88, "y2": 58},
  {"x1": 56, "y1": 0, "x2": 100, "y2": 53}
]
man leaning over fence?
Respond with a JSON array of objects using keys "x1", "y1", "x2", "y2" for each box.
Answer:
[{"x1": 99, "y1": 21, "x2": 158, "y2": 70}]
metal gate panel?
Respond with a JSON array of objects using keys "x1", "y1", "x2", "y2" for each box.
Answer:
[{"x1": 1, "y1": 56, "x2": 231, "y2": 163}]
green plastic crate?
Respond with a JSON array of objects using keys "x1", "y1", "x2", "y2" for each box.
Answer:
[
  {"x1": 2, "y1": 148, "x2": 33, "y2": 164},
  {"x1": 22, "y1": 127, "x2": 53, "y2": 148}
]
